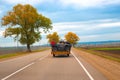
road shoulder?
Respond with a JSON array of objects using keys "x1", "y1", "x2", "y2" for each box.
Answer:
[{"x1": 72, "y1": 48, "x2": 120, "y2": 80}]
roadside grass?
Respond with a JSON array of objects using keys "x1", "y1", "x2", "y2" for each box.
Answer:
[
  {"x1": 0, "y1": 47, "x2": 50, "y2": 60},
  {"x1": 77, "y1": 47, "x2": 120, "y2": 62},
  {"x1": 0, "y1": 52, "x2": 27, "y2": 59},
  {"x1": 90, "y1": 47, "x2": 120, "y2": 51}
]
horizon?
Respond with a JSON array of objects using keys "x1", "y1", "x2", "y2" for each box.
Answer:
[
  {"x1": 0, "y1": 40, "x2": 120, "y2": 47},
  {"x1": 0, "y1": 0, "x2": 120, "y2": 47}
]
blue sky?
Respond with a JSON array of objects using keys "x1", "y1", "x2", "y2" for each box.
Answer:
[{"x1": 0, "y1": 0, "x2": 120, "y2": 47}]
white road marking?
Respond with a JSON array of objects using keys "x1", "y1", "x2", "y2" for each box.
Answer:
[
  {"x1": 72, "y1": 52, "x2": 94, "y2": 80},
  {"x1": 1, "y1": 55, "x2": 48, "y2": 80},
  {"x1": 1, "y1": 62, "x2": 34, "y2": 80}
]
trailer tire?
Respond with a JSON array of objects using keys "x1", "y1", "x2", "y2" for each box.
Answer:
[
  {"x1": 67, "y1": 54, "x2": 69, "y2": 57},
  {"x1": 53, "y1": 54, "x2": 55, "y2": 57}
]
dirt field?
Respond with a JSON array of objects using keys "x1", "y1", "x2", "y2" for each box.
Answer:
[
  {"x1": 80, "y1": 47, "x2": 120, "y2": 61},
  {"x1": 95, "y1": 50, "x2": 120, "y2": 59}
]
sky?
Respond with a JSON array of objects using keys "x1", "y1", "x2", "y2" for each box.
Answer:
[{"x1": 0, "y1": 0, "x2": 120, "y2": 47}]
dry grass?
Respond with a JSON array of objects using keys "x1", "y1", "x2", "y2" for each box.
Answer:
[
  {"x1": 0, "y1": 47, "x2": 50, "y2": 60},
  {"x1": 77, "y1": 47, "x2": 120, "y2": 62}
]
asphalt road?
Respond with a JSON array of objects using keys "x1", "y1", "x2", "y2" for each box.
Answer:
[{"x1": 0, "y1": 49, "x2": 107, "y2": 80}]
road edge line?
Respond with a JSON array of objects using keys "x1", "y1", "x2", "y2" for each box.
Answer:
[
  {"x1": 1, "y1": 62, "x2": 34, "y2": 80},
  {"x1": 1, "y1": 55, "x2": 48, "y2": 80},
  {"x1": 71, "y1": 51, "x2": 94, "y2": 80}
]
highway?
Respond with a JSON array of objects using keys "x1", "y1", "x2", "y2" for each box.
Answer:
[{"x1": 0, "y1": 49, "x2": 107, "y2": 80}]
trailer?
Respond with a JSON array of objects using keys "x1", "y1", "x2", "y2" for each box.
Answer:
[{"x1": 51, "y1": 41, "x2": 71, "y2": 57}]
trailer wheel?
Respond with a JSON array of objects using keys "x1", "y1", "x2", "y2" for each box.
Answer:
[
  {"x1": 53, "y1": 54, "x2": 55, "y2": 57},
  {"x1": 67, "y1": 54, "x2": 69, "y2": 57}
]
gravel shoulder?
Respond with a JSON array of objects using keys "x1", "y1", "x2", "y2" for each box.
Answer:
[{"x1": 73, "y1": 48, "x2": 120, "y2": 80}]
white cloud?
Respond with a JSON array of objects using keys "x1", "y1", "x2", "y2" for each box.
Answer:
[
  {"x1": 0, "y1": 31, "x2": 4, "y2": 37},
  {"x1": 0, "y1": 10, "x2": 2, "y2": 14},
  {"x1": 52, "y1": 18, "x2": 120, "y2": 34},
  {"x1": 80, "y1": 33, "x2": 120, "y2": 42},
  {"x1": 99, "y1": 22, "x2": 120, "y2": 27},
  {"x1": 3, "y1": 0, "x2": 43, "y2": 5},
  {"x1": 3, "y1": 0, "x2": 57, "y2": 5},
  {"x1": 59, "y1": 0, "x2": 120, "y2": 8},
  {"x1": 3, "y1": 0, "x2": 120, "y2": 8}
]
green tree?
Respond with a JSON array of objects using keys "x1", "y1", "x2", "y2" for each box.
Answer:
[
  {"x1": 1, "y1": 4, "x2": 52, "y2": 52},
  {"x1": 65, "y1": 32, "x2": 80, "y2": 46},
  {"x1": 46, "y1": 32, "x2": 60, "y2": 43}
]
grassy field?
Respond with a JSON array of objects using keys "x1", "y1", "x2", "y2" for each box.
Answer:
[
  {"x1": 0, "y1": 47, "x2": 50, "y2": 60},
  {"x1": 90, "y1": 47, "x2": 120, "y2": 50},
  {"x1": 0, "y1": 46, "x2": 48, "y2": 55},
  {"x1": 77, "y1": 47, "x2": 120, "y2": 62}
]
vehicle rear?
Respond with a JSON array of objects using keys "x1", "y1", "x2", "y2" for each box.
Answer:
[{"x1": 51, "y1": 42, "x2": 71, "y2": 57}]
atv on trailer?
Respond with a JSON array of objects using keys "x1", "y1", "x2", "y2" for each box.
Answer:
[{"x1": 51, "y1": 41, "x2": 71, "y2": 57}]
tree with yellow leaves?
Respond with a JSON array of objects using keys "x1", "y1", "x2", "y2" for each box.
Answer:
[
  {"x1": 46, "y1": 32, "x2": 60, "y2": 43},
  {"x1": 65, "y1": 32, "x2": 80, "y2": 46},
  {"x1": 1, "y1": 4, "x2": 52, "y2": 52}
]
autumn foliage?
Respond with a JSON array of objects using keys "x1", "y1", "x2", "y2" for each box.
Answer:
[
  {"x1": 47, "y1": 32, "x2": 60, "y2": 43},
  {"x1": 65, "y1": 32, "x2": 80, "y2": 45},
  {"x1": 1, "y1": 4, "x2": 52, "y2": 52},
  {"x1": 47, "y1": 32, "x2": 79, "y2": 46}
]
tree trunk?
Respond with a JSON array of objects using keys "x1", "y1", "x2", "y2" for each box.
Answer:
[
  {"x1": 27, "y1": 44, "x2": 31, "y2": 52},
  {"x1": 73, "y1": 44, "x2": 75, "y2": 47}
]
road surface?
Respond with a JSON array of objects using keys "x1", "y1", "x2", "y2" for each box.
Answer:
[{"x1": 0, "y1": 49, "x2": 107, "y2": 80}]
